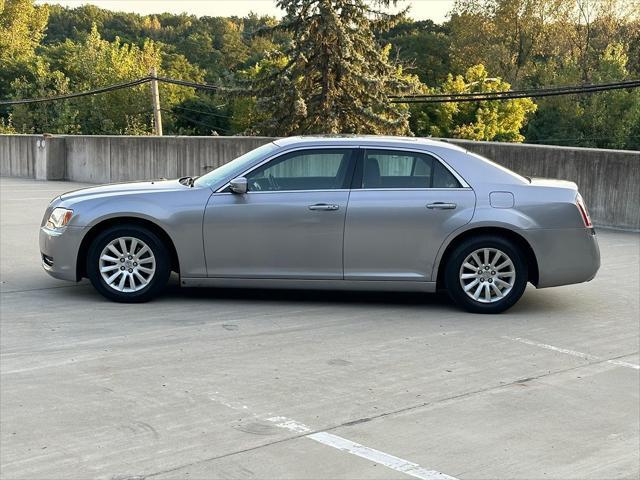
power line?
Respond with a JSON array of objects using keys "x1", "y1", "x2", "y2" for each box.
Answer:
[
  {"x1": 162, "y1": 108, "x2": 232, "y2": 134},
  {"x1": 155, "y1": 76, "x2": 230, "y2": 92},
  {"x1": 0, "y1": 76, "x2": 228, "y2": 106},
  {"x1": 172, "y1": 104, "x2": 234, "y2": 119},
  {"x1": 0, "y1": 77, "x2": 152, "y2": 106},
  {"x1": 391, "y1": 79, "x2": 640, "y2": 103},
  {"x1": 2, "y1": 76, "x2": 638, "y2": 106},
  {"x1": 391, "y1": 79, "x2": 640, "y2": 99}
]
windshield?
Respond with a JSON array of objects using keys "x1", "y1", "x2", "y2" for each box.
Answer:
[{"x1": 194, "y1": 142, "x2": 280, "y2": 188}]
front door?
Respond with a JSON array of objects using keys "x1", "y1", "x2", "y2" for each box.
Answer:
[
  {"x1": 203, "y1": 148, "x2": 356, "y2": 279},
  {"x1": 344, "y1": 148, "x2": 476, "y2": 281}
]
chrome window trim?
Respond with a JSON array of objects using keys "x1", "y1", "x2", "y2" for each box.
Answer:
[
  {"x1": 213, "y1": 189, "x2": 350, "y2": 196},
  {"x1": 359, "y1": 145, "x2": 471, "y2": 189},
  {"x1": 215, "y1": 144, "x2": 471, "y2": 193},
  {"x1": 215, "y1": 145, "x2": 357, "y2": 194},
  {"x1": 356, "y1": 187, "x2": 473, "y2": 192},
  {"x1": 213, "y1": 187, "x2": 470, "y2": 195}
]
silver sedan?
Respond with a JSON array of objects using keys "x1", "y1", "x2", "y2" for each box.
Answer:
[{"x1": 39, "y1": 136, "x2": 600, "y2": 313}]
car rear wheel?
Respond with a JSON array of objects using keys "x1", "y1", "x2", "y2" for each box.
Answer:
[
  {"x1": 87, "y1": 225, "x2": 170, "y2": 302},
  {"x1": 444, "y1": 235, "x2": 528, "y2": 314}
]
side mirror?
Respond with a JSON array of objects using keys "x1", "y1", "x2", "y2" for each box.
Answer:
[{"x1": 229, "y1": 177, "x2": 248, "y2": 194}]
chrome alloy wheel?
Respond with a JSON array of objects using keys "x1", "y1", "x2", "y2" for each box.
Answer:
[
  {"x1": 459, "y1": 248, "x2": 516, "y2": 304},
  {"x1": 99, "y1": 236, "x2": 156, "y2": 293}
]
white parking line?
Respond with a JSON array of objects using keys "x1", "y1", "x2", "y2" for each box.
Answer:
[
  {"x1": 210, "y1": 393, "x2": 458, "y2": 480},
  {"x1": 308, "y1": 432, "x2": 457, "y2": 480},
  {"x1": 504, "y1": 336, "x2": 640, "y2": 370}
]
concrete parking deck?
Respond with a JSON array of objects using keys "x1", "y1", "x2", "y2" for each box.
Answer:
[{"x1": 1, "y1": 177, "x2": 638, "y2": 480}]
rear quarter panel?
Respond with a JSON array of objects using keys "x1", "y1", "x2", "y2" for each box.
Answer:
[{"x1": 428, "y1": 147, "x2": 597, "y2": 286}]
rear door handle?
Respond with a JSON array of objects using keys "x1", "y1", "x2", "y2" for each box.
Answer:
[
  {"x1": 308, "y1": 203, "x2": 340, "y2": 211},
  {"x1": 426, "y1": 202, "x2": 457, "y2": 210}
]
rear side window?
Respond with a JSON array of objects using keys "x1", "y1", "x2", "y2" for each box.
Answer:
[{"x1": 362, "y1": 150, "x2": 461, "y2": 189}]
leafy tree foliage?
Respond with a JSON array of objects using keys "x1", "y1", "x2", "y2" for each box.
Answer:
[
  {"x1": 449, "y1": 0, "x2": 638, "y2": 83},
  {"x1": 0, "y1": 115, "x2": 17, "y2": 134},
  {"x1": 448, "y1": 0, "x2": 640, "y2": 148},
  {"x1": 9, "y1": 60, "x2": 80, "y2": 133},
  {"x1": 525, "y1": 43, "x2": 640, "y2": 149},
  {"x1": 170, "y1": 95, "x2": 233, "y2": 135},
  {"x1": 380, "y1": 19, "x2": 453, "y2": 86},
  {"x1": 241, "y1": 0, "x2": 422, "y2": 135},
  {"x1": 410, "y1": 64, "x2": 537, "y2": 141},
  {"x1": 0, "y1": 0, "x2": 49, "y2": 103}
]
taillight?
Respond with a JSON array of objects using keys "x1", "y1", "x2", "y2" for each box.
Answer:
[{"x1": 576, "y1": 194, "x2": 593, "y2": 228}]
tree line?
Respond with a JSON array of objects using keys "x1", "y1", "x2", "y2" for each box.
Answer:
[{"x1": 0, "y1": 0, "x2": 638, "y2": 149}]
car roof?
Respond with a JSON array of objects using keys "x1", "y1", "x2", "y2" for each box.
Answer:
[{"x1": 272, "y1": 135, "x2": 467, "y2": 153}]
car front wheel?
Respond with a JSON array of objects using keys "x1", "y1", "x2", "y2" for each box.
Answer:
[
  {"x1": 87, "y1": 225, "x2": 170, "y2": 302},
  {"x1": 444, "y1": 235, "x2": 528, "y2": 314}
]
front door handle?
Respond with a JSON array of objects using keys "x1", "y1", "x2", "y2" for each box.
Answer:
[
  {"x1": 426, "y1": 202, "x2": 457, "y2": 210},
  {"x1": 309, "y1": 203, "x2": 340, "y2": 211}
]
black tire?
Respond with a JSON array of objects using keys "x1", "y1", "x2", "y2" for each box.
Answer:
[
  {"x1": 444, "y1": 235, "x2": 528, "y2": 314},
  {"x1": 86, "y1": 225, "x2": 171, "y2": 303}
]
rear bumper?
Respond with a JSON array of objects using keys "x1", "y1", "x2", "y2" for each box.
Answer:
[
  {"x1": 521, "y1": 227, "x2": 600, "y2": 288},
  {"x1": 39, "y1": 225, "x2": 87, "y2": 282}
]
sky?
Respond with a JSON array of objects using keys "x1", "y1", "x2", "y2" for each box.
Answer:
[{"x1": 37, "y1": 1, "x2": 456, "y2": 23}]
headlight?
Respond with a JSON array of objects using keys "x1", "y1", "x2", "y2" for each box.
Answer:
[{"x1": 46, "y1": 208, "x2": 74, "y2": 229}]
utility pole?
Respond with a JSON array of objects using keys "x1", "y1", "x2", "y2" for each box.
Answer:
[{"x1": 149, "y1": 67, "x2": 163, "y2": 136}]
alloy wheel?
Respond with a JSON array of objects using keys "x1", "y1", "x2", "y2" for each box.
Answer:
[
  {"x1": 459, "y1": 247, "x2": 516, "y2": 303},
  {"x1": 99, "y1": 236, "x2": 156, "y2": 293}
]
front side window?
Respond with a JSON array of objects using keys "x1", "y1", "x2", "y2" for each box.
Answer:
[
  {"x1": 195, "y1": 142, "x2": 280, "y2": 188},
  {"x1": 246, "y1": 149, "x2": 354, "y2": 191},
  {"x1": 362, "y1": 150, "x2": 461, "y2": 189}
]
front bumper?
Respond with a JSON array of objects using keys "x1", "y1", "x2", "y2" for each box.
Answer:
[
  {"x1": 521, "y1": 227, "x2": 601, "y2": 288},
  {"x1": 39, "y1": 225, "x2": 87, "y2": 282}
]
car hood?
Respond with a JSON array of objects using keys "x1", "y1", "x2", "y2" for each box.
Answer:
[{"x1": 60, "y1": 179, "x2": 188, "y2": 202}]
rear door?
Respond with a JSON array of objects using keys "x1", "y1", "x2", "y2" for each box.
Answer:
[{"x1": 344, "y1": 148, "x2": 475, "y2": 282}]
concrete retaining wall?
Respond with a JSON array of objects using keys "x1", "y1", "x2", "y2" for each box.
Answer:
[{"x1": 1, "y1": 134, "x2": 638, "y2": 230}]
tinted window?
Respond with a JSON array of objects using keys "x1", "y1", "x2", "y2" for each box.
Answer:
[
  {"x1": 195, "y1": 142, "x2": 279, "y2": 188},
  {"x1": 362, "y1": 150, "x2": 461, "y2": 189},
  {"x1": 246, "y1": 149, "x2": 354, "y2": 191}
]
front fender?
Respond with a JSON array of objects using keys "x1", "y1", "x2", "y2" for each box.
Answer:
[{"x1": 67, "y1": 188, "x2": 213, "y2": 278}]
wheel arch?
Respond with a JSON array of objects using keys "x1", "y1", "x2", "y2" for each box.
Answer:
[
  {"x1": 76, "y1": 216, "x2": 180, "y2": 281},
  {"x1": 435, "y1": 226, "x2": 539, "y2": 289}
]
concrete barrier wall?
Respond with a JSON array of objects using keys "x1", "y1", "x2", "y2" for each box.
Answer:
[
  {"x1": 0, "y1": 135, "x2": 36, "y2": 178},
  {"x1": 1, "y1": 134, "x2": 638, "y2": 230},
  {"x1": 63, "y1": 135, "x2": 274, "y2": 183}
]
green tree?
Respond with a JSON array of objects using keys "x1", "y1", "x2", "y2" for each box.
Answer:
[
  {"x1": 170, "y1": 95, "x2": 232, "y2": 135},
  {"x1": 42, "y1": 26, "x2": 203, "y2": 134},
  {"x1": 38, "y1": 26, "x2": 160, "y2": 133},
  {"x1": 0, "y1": 115, "x2": 17, "y2": 134},
  {"x1": 449, "y1": 0, "x2": 575, "y2": 85},
  {"x1": 9, "y1": 60, "x2": 80, "y2": 134},
  {"x1": 242, "y1": 0, "x2": 422, "y2": 135},
  {"x1": 449, "y1": 0, "x2": 640, "y2": 85},
  {"x1": 0, "y1": 0, "x2": 81, "y2": 132},
  {"x1": 0, "y1": 0, "x2": 49, "y2": 62},
  {"x1": 379, "y1": 19, "x2": 453, "y2": 86},
  {"x1": 525, "y1": 43, "x2": 640, "y2": 149},
  {"x1": 411, "y1": 64, "x2": 537, "y2": 141},
  {"x1": 0, "y1": 0, "x2": 49, "y2": 101}
]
